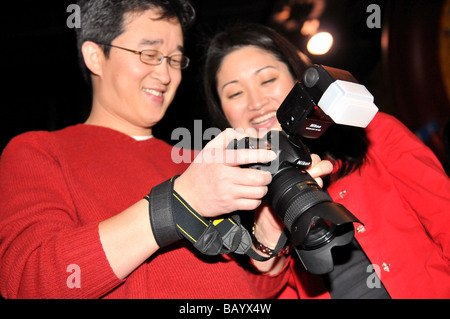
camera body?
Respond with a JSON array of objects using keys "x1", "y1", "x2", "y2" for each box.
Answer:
[{"x1": 229, "y1": 65, "x2": 378, "y2": 274}]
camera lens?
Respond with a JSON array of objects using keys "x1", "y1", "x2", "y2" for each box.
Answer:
[
  {"x1": 266, "y1": 166, "x2": 334, "y2": 243},
  {"x1": 229, "y1": 130, "x2": 360, "y2": 274},
  {"x1": 266, "y1": 165, "x2": 356, "y2": 248},
  {"x1": 301, "y1": 216, "x2": 335, "y2": 249}
]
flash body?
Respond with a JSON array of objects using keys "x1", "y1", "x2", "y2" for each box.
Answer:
[{"x1": 277, "y1": 65, "x2": 378, "y2": 139}]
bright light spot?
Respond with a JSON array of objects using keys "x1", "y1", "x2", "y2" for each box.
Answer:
[{"x1": 307, "y1": 32, "x2": 334, "y2": 55}]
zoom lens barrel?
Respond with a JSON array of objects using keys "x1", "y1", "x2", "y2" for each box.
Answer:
[
  {"x1": 266, "y1": 167, "x2": 334, "y2": 246},
  {"x1": 266, "y1": 165, "x2": 359, "y2": 274}
]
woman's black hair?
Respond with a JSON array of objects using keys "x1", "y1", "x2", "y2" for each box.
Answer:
[
  {"x1": 203, "y1": 23, "x2": 308, "y2": 131},
  {"x1": 203, "y1": 22, "x2": 369, "y2": 179}
]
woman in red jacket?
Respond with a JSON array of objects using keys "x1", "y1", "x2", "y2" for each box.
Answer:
[{"x1": 203, "y1": 23, "x2": 450, "y2": 298}]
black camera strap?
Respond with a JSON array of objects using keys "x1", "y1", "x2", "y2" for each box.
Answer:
[
  {"x1": 147, "y1": 176, "x2": 290, "y2": 262},
  {"x1": 171, "y1": 188, "x2": 253, "y2": 255},
  {"x1": 173, "y1": 188, "x2": 289, "y2": 261},
  {"x1": 147, "y1": 176, "x2": 253, "y2": 256}
]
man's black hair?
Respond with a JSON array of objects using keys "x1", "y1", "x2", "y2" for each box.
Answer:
[{"x1": 75, "y1": 0, "x2": 195, "y2": 85}]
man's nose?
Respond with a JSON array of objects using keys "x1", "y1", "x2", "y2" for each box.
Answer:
[{"x1": 151, "y1": 60, "x2": 172, "y2": 85}]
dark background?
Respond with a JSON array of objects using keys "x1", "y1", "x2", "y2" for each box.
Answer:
[{"x1": 1, "y1": 0, "x2": 449, "y2": 174}]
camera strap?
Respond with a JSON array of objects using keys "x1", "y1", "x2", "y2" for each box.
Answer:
[
  {"x1": 172, "y1": 188, "x2": 289, "y2": 261},
  {"x1": 147, "y1": 176, "x2": 291, "y2": 261},
  {"x1": 147, "y1": 176, "x2": 252, "y2": 256},
  {"x1": 172, "y1": 188, "x2": 252, "y2": 255}
]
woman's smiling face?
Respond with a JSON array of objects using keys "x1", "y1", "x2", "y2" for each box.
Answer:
[{"x1": 216, "y1": 45, "x2": 296, "y2": 137}]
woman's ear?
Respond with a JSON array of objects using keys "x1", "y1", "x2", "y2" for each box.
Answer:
[{"x1": 81, "y1": 41, "x2": 105, "y2": 77}]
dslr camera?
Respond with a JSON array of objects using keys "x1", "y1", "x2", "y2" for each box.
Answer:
[{"x1": 229, "y1": 65, "x2": 378, "y2": 274}]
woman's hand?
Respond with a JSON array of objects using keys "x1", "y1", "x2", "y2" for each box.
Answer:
[{"x1": 307, "y1": 153, "x2": 334, "y2": 188}]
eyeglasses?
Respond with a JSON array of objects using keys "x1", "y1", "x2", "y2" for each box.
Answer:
[{"x1": 99, "y1": 43, "x2": 190, "y2": 70}]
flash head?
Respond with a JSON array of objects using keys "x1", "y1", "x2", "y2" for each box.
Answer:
[{"x1": 277, "y1": 65, "x2": 379, "y2": 139}]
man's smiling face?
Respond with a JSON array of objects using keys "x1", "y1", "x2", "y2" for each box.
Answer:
[{"x1": 87, "y1": 8, "x2": 184, "y2": 136}]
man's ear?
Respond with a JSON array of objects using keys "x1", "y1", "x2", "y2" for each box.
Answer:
[{"x1": 81, "y1": 41, "x2": 105, "y2": 77}]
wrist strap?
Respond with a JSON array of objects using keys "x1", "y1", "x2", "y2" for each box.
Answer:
[
  {"x1": 172, "y1": 189, "x2": 252, "y2": 255},
  {"x1": 146, "y1": 176, "x2": 182, "y2": 248},
  {"x1": 146, "y1": 176, "x2": 290, "y2": 261},
  {"x1": 145, "y1": 176, "x2": 252, "y2": 256}
]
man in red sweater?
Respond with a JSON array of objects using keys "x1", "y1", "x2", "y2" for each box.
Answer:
[{"x1": 0, "y1": 1, "x2": 331, "y2": 298}]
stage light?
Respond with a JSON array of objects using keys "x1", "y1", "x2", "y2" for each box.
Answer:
[{"x1": 307, "y1": 32, "x2": 333, "y2": 55}]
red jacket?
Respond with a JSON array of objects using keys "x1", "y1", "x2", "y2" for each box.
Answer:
[{"x1": 293, "y1": 112, "x2": 450, "y2": 298}]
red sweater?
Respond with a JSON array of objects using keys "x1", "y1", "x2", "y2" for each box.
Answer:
[
  {"x1": 0, "y1": 125, "x2": 290, "y2": 299},
  {"x1": 293, "y1": 113, "x2": 450, "y2": 298}
]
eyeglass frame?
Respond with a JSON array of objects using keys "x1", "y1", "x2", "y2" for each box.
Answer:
[{"x1": 98, "y1": 43, "x2": 190, "y2": 70}]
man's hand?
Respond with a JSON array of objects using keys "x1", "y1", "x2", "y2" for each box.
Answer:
[{"x1": 174, "y1": 129, "x2": 277, "y2": 217}]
